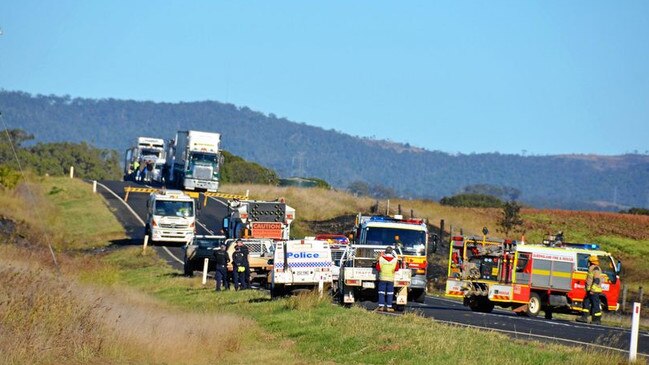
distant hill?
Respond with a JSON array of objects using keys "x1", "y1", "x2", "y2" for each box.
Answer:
[{"x1": 2, "y1": 90, "x2": 648, "y2": 210}]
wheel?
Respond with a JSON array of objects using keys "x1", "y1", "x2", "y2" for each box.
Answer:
[
  {"x1": 526, "y1": 293, "x2": 542, "y2": 317},
  {"x1": 411, "y1": 288, "x2": 426, "y2": 303}
]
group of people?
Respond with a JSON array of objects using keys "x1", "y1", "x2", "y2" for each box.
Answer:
[
  {"x1": 128, "y1": 159, "x2": 155, "y2": 182},
  {"x1": 212, "y1": 239, "x2": 251, "y2": 292}
]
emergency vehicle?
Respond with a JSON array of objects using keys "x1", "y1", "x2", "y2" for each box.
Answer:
[
  {"x1": 352, "y1": 214, "x2": 428, "y2": 302},
  {"x1": 270, "y1": 239, "x2": 333, "y2": 297},
  {"x1": 445, "y1": 235, "x2": 621, "y2": 318},
  {"x1": 337, "y1": 244, "x2": 411, "y2": 309},
  {"x1": 223, "y1": 200, "x2": 295, "y2": 240},
  {"x1": 145, "y1": 189, "x2": 196, "y2": 244}
]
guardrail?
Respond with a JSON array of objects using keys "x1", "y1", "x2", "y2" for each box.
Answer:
[{"x1": 123, "y1": 186, "x2": 248, "y2": 206}]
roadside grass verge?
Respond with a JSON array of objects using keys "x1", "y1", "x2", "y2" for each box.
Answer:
[{"x1": 92, "y1": 247, "x2": 636, "y2": 365}]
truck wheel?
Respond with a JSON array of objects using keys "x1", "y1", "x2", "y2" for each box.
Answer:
[
  {"x1": 526, "y1": 293, "x2": 542, "y2": 317},
  {"x1": 411, "y1": 288, "x2": 426, "y2": 303}
]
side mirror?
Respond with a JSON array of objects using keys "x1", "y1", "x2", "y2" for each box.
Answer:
[
  {"x1": 616, "y1": 260, "x2": 622, "y2": 274},
  {"x1": 267, "y1": 259, "x2": 274, "y2": 265},
  {"x1": 196, "y1": 200, "x2": 202, "y2": 211}
]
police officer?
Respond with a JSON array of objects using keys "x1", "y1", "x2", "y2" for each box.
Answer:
[
  {"x1": 232, "y1": 245, "x2": 247, "y2": 291},
  {"x1": 213, "y1": 244, "x2": 230, "y2": 291},
  {"x1": 236, "y1": 239, "x2": 250, "y2": 289},
  {"x1": 375, "y1": 246, "x2": 399, "y2": 312},
  {"x1": 577, "y1": 255, "x2": 603, "y2": 324}
]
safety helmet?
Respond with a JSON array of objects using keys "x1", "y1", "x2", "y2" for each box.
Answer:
[{"x1": 588, "y1": 255, "x2": 599, "y2": 264}]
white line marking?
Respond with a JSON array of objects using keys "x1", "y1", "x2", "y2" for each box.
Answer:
[
  {"x1": 196, "y1": 220, "x2": 214, "y2": 235},
  {"x1": 96, "y1": 182, "x2": 184, "y2": 265},
  {"x1": 431, "y1": 317, "x2": 648, "y2": 357}
]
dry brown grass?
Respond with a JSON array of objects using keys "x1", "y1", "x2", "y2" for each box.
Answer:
[
  {"x1": 221, "y1": 184, "x2": 375, "y2": 221},
  {"x1": 0, "y1": 245, "x2": 250, "y2": 365}
]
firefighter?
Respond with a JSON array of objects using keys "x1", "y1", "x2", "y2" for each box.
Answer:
[
  {"x1": 375, "y1": 246, "x2": 399, "y2": 312},
  {"x1": 213, "y1": 244, "x2": 230, "y2": 291},
  {"x1": 576, "y1": 255, "x2": 603, "y2": 324}
]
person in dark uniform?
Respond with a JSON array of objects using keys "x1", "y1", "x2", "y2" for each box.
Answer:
[
  {"x1": 213, "y1": 244, "x2": 230, "y2": 291},
  {"x1": 232, "y1": 245, "x2": 247, "y2": 291},
  {"x1": 236, "y1": 239, "x2": 250, "y2": 289}
]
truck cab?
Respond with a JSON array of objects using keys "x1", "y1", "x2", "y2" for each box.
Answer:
[{"x1": 145, "y1": 189, "x2": 196, "y2": 245}]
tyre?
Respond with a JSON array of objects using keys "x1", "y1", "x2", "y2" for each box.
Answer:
[
  {"x1": 411, "y1": 288, "x2": 426, "y2": 304},
  {"x1": 526, "y1": 293, "x2": 542, "y2": 317}
]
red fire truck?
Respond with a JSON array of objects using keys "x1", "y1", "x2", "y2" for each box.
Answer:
[{"x1": 445, "y1": 235, "x2": 621, "y2": 318}]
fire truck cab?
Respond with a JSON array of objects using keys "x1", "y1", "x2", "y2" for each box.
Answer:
[{"x1": 446, "y1": 235, "x2": 621, "y2": 318}]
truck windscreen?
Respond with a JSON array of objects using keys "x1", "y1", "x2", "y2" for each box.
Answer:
[
  {"x1": 190, "y1": 153, "x2": 218, "y2": 164},
  {"x1": 141, "y1": 148, "x2": 162, "y2": 157},
  {"x1": 365, "y1": 228, "x2": 426, "y2": 252},
  {"x1": 154, "y1": 201, "x2": 194, "y2": 217}
]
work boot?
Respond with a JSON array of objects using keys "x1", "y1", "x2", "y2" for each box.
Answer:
[
  {"x1": 575, "y1": 313, "x2": 589, "y2": 323},
  {"x1": 386, "y1": 307, "x2": 395, "y2": 313},
  {"x1": 375, "y1": 306, "x2": 385, "y2": 312},
  {"x1": 591, "y1": 316, "x2": 602, "y2": 325}
]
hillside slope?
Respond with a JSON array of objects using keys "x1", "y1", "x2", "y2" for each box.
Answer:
[{"x1": 3, "y1": 90, "x2": 649, "y2": 210}]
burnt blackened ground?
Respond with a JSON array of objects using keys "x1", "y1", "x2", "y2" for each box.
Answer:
[{"x1": 0, "y1": 216, "x2": 32, "y2": 246}]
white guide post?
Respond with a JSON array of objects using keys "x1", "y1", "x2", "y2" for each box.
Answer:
[
  {"x1": 629, "y1": 302, "x2": 641, "y2": 362},
  {"x1": 69, "y1": 166, "x2": 74, "y2": 178},
  {"x1": 202, "y1": 258, "x2": 209, "y2": 285},
  {"x1": 92, "y1": 180, "x2": 97, "y2": 193},
  {"x1": 142, "y1": 235, "x2": 149, "y2": 254}
]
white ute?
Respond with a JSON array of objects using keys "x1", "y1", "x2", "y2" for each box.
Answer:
[
  {"x1": 270, "y1": 239, "x2": 333, "y2": 297},
  {"x1": 145, "y1": 189, "x2": 196, "y2": 244}
]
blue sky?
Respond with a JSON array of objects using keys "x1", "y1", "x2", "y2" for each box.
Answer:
[{"x1": 1, "y1": 1, "x2": 648, "y2": 155}]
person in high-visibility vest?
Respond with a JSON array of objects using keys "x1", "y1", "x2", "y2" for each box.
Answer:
[
  {"x1": 576, "y1": 255, "x2": 603, "y2": 324},
  {"x1": 375, "y1": 246, "x2": 399, "y2": 312}
]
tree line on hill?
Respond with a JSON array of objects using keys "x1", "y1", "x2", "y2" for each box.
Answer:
[
  {"x1": 2, "y1": 90, "x2": 649, "y2": 211},
  {"x1": 0, "y1": 128, "x2": 283, "y2": 187}
]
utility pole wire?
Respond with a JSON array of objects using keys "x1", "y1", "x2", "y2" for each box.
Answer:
[{"x1": 0, "y1": 112, "x2": 60, "y2": 271}]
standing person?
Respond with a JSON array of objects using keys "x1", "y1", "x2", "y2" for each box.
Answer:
[
  {"x1": 132, "y1": 159, "x2": 140, "y2": 181},
  {"x1": 145, "y1": 161, "x2": 154, "y2": 182},
  {"x1": 236, "y1": 239, "x2": 251, "y2": 289},
  {"x1": 213, "y1": 244, "x2": 230, "y2": 291},
  {"x1": 136, "y1": 160, "x2": 145, "y2": 182},
  {"x1": 375, "y1": 246, "x2": 399, "y2": 312},
  {"x1": 232, "y1": 245, "x2": 247, "y2": 291},
  {"x1": 576, "y1": 255, "x2": 603, "y2": 324}
]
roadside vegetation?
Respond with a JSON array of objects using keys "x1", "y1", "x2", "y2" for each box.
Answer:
[{"x1": 1, "y1": 177, "x2": 647, "y2": 364}]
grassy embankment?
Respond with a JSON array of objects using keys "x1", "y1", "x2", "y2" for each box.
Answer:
[{"x1": 0, "y1": 178, "x2": 643, "y2": 364}]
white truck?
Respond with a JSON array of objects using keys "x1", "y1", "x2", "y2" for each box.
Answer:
[
  {"x1": 123, "y1": 137, "x2": 166, "y2": 181},
  {"x1": 222, "y1": 200, "x2": 295, "y2": 240},
  {"x1": 166, "y1": 130, "x2": 222, "y2": 192},
  {"x1": 270, "y1": 239, "x2": 334, "y2": 298},
  {"x1": 145, "y1": 189, "x2": 196, "y2": 244},
  {"x1": 337, "y1": 245, "x2": 411, "y2": 309}
]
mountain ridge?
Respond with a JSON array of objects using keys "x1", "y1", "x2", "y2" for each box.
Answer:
[{"x1": 2, "y1": 90, "x2": 648, "y2": 211}]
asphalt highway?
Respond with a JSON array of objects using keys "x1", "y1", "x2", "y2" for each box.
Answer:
[{"x1": 96, "y1": 179, "x2": 649, "y2": 358}]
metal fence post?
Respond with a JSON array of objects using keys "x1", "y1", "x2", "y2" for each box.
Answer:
[
  {"x1": 639, "y1": 286, "x2": 644, "y2": 304},
  {"x1": 622, "y1": 285, "x2": 628, "y2": 313}
]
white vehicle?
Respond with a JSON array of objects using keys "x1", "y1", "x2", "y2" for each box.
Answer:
[
  {"x1": 223, "y1": 200, "x2": 295, "y2": 240},
  {"x1": 123, "y1": 137, "x2": 166, "y2": 181},
  {"x1": 270, "y1": 239, "x2": 333, "y2": 297},
  {"x1": 166, "y1": 130, "x2": 222, "y2": 192},
  {"x1": 337, "y1": 245, "x2": 411, "y2": 309},
  {"x1": 145, "y1": 189, "x2": 196, "y2": 244}
]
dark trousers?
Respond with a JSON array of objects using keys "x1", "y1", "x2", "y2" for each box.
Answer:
[
  {"x1": 215, "y1": 265, "x2": 228, "y2": 291},
  {"x1": 244, "y1": 264, "x2": 251, "y2": 288},
  {"x1": 582, "y1": 292, "x2": 602, "y2": 317},
  {"x1": 378, "y1": 281, "x2": 395, "y2": 308},
  {"x1": 233, "y1": 266, "x2": 247, "y2": 290}
]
